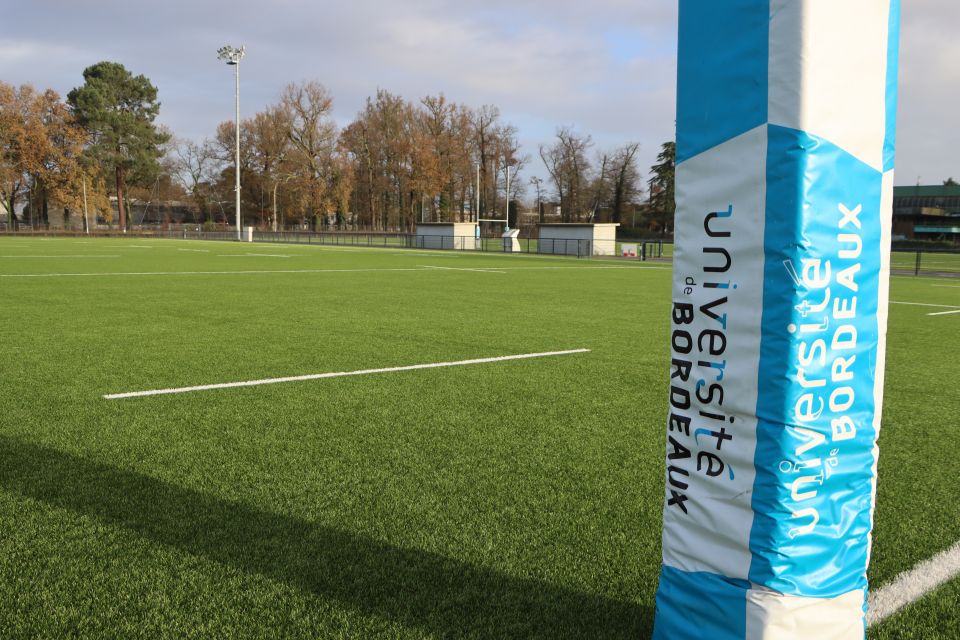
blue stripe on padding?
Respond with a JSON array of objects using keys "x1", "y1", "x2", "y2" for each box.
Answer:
[
  {"x1": 676, "y1": 0, "x2": 770, "y2": 164},
  {"x1": 749, "y1": 125, "x2": 883, "y2": 597},
  {"x1": 883, "y1": 1, "x2": 901, "y2": 173},
  {"x1": 653, "y1": 565, "x2": 748, "y2": 640}
]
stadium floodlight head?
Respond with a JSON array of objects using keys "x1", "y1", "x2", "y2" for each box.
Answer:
[
  {"x1": 217, "y1": 44, "x2": 245, "y2": 241},
  {"x1": 217, "y1": 45, "x2": 245, "y2": 65}
]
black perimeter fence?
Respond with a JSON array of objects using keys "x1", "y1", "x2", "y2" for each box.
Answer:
[{"x1": 1, "y1": 227, "x2": 957, "y2": 275}]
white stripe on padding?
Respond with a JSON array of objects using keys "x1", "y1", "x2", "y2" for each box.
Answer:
[
  {"x1": 103, "y1": 349, "x2": 591, "y2": 399},
  {"x1": 868, "y1": 539, "x2": 960, "y2": 626}
]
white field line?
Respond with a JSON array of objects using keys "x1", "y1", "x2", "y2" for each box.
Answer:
[
  {"x1": 867, "y1": 539, "x2": 960, "y2": 627},
  {"x1": 268, "y1": 241, "x2": 638, "y2": 263},
  {"x1": 219, "y1": 253, "x2": 292, "y2": 258},
  {"x1": 0, "y1": 255, "x2": 121, "y2": 259},
  {"x1": 0, "y1": 267, "x2": 430, "y2": 278},
  {"x1": 889, "y1": 301, "x2": 960, "y2": 309},
  {"x1": 177, "y1": 248, "x2": 210, "y2": 253},
  {"x1": 103, "y1": 348, "x2": 592, "y2": 399},
  {"x1": 500, "y1": 265, "x2": 669, "y2": 271},
  {"x1": 420, "y1": 264, "x2": 505, "y2": 274},
  {"x1": 0, "y1": 265, "x2": 663, "y2": 278},
  {"x1": 928, "y1": 309, "x2": 960, "y2": 317},
  {"x1": 891, "y1": 274, "x2": 960, "y2": 282},
  {"x1": 392, "y1": 252, "x2": 462, "y2": 258},
  {"x1": 932, "y1": 285, "x2": 960, "y2": 289}
]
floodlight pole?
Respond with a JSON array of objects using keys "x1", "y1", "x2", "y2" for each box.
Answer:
[
  {"x1": 504, "y1": 165, "x2": 511, "y2": 231},
  {"x1": 475, "y1": 163, "x2": 480, "y2": 223},
  {"x1": 218, "y1": 45, "x2": 245, "y2": 241},
  {"x1": 232, "y1": 53, "x2": 241, "y2": 240}
]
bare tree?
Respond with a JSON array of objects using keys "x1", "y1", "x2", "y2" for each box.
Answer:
[
  {"x1": 609, "y1": 142, "x2": 641, "y2": 224},
  {"x1": 281, "y1": 81, "x2": 340, "y2": 227},
  {"x1": 170, "y1": 137, "x2": 220, "y2": 221},
  {"x1": 540, "y1": 127, "x2": 592, "y2": 222},
  {"x1": 471, "y1": 105, "x2": 500, "y2": 218},
  {"x1": 589, "y1": 152, "x2": 611, "y2": 221}
]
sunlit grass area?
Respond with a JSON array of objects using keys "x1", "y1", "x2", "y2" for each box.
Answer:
[{"x1": 0, "y1": 237, "x2": 957, "y2": 638}]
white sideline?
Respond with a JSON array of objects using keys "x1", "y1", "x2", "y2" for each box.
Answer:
[
  {"x1": 0, "y1": 267, "x2": 431, "y2": 278},
  {"x1": 0, "y1": 255, "x2": 121, "y2": 259},
  {"x1": 219, "y1": 253, "x2": 292, "y2": 258},
  {"x1": 0, "y1": 265, "x2": 664, "y2": 278},
  {"x1": 890, "y1": 301, "x2": 960, "y2": 317},
  {"x1": 890, "y1": 301, "x2": 960, "y2": 309},
  {"x1": 103, "y1": 349, "x2": 591, "y2": 399},
  {"x1": 867, "y1": 539, "x2": 960, "y2": 627},
  {"x1": 420, "y1": 264, "x2": 505, "y2": 274}
]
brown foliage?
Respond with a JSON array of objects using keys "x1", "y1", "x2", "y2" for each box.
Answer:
[{"x1": 0, "y1": 82, "x2": 106, "y2": 224}]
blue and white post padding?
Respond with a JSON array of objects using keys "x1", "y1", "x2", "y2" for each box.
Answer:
[{"x1": 654, "y1": 1, "x2": 900, "y2": 638}]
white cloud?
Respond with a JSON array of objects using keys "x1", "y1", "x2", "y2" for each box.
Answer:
[{"x1": 1, "y1": 1, "x2": 955, "y2": 184}]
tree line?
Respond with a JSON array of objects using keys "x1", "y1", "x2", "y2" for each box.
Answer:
[{"x1": 1, "y1": 61, "x2": 676, "y2": 233}]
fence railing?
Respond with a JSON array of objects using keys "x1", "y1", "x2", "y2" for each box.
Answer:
[
  {"x1": 891, "y1": 248, "x2": 960, "y2": 277},
  {"x1": 250, "y1": 232, "x2": 671, "y2": 260},
  {"x1": 0, "y1": 227, "x2": 677, "y2": 261}
]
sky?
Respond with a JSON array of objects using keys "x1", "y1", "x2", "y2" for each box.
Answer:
[{"x1": 2, "y1": 1, "x2": 957, "y2": 191}]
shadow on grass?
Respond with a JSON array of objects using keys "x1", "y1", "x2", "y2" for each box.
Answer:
[{"x1": 0, "y1": 437, "x2": 652, "y2": 638}]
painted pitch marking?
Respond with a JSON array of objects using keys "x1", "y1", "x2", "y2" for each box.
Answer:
[
  {"x1": 219, "y1": 253, "x2": 292, "y2": 258},
  {"x1": 867, "y1": 539, "x2": 960, "y2": 627},
  {"x1": 927, "y1": 309, "x2": 960, "y2": 317},
  {"x1": 0, "y1": 255, "x2": 121, "y2": 259},
  {"x1": 0, "y1": 265, "x2": 661, "y2": 278},
  {"x1": 0, "y1": 268, "x2": 429, "y2": 278},
  {"x1": 392, "y1": 252, "x2": 462, "y2": 258},
  {"x1": 419, "y1": 264, "x2": 506, "y2": 274},
  {"x1": 889, "y1": 301, "x2": 960, "y2": 309},
  {"x1": 103, "y1": 349, "x2": 592, "y2": 399}
]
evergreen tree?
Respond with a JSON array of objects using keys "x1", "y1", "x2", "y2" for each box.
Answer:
[
  {"x1": 67, "y1": 61, "x2": 169, "y2": 229},
  {"x1": 647, "y1": 141, "x2": 675, "y2": 233}
]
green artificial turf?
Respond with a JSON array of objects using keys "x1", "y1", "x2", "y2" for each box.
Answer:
[{"x1": 0, "y1": 237, "x2": 957, "y2": 639}]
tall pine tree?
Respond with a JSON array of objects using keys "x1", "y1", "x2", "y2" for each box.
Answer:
[
  {"x1": 647, "y1": 141, "x2": 675, "y2": 234},
  {"x1": 68, "y1": 62, "x2": 168, "y2": 230}
]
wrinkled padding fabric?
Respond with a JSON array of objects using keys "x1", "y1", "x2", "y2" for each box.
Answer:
[{"x1": 654, "y1": 2, "x2": 899, "y2": 638}]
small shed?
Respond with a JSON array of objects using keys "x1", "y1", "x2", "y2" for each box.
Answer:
[
  {"x1": 538, "y1": 223, "x2": 620, "y2": 256},
  {"x1": 414, "y1": 222, "x2": 478, "y2": 250}
]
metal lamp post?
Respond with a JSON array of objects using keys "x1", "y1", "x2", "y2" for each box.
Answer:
[
  {"x1": 530, "y1": 176, "x2": 543, "y2": 224},
  {"x1": 217, "y1": 44, "x2": 245, "y2": 241}
]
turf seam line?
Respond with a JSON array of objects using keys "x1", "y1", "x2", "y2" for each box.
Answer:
[
  {"x1": 867, "y1": 539, "x2": 960, "y2": 627},
  {"x1": 102, "y1": 349, "x2": 592, "y2": 399}
]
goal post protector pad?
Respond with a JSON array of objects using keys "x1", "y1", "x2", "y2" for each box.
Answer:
[{"x1": 654, "y1": 2, "x2": 900, "y2": 639}]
